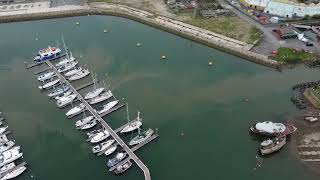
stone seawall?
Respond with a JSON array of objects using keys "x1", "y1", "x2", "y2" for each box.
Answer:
[{"x1": 0, "y1": 3, "x2": 280, "y2": 69}]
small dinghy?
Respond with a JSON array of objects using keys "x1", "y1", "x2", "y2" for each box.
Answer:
[
  {"x1": 81, "y1": 119, "x2": 97, "y2": 130},
  {"x1": 89, "y1": 91, "x2": 113, "y2": 105},
  {"x1": 66, "y1": 103, "x2": 86, "y2": 118},
  {"x1": 56, "y1": 94, "x2": 77, "y2": 108},
  {"x1": 37, "y1": 71, "x2": 56, "y2": 82},
  {"x1": 0, "y1": 141, "x2": 14, "y2": 153},
  {"x1": 107, "y1": 152, "x2": 127, "y2": 168},
  {"x1": 260, "y1": 136, "x2": 286, "y2": 155},
  {"x1": 64, "y1": 67, "x2": 82, "y2": 77},
  {"x1": 92, "y1": 139, "x2": 115, "y2": 154},
  {"x1": 38, "y1": 79, "x2": 60, "y2": 90},
  {"x1": 68, "y1": 69, "x2": 90, "y2": 81},
  {"x1": 0, "y1": 126, "x2": 8, "y2": 135},
  {"x1": 96, "y1": 100, "x2": 119, "y2": 115},
  {"x1": 90, "y1": 130, "x2": 110, "y2": 143},
  {"x1": 113, "y1": 160, "x2": 132, "y2": 174},
  {"x1": 104, "y1": 144, "x2": 118, "y2": 156},
  {"x1": 0, "y1": 165, "x2": 26, "y2": 180},
  {"x1": 75, "y1": 116, "x2": 95, "y2": 128},
  {"x1": 84, "y1": 87, "x2": 105, "y2": 100},
  {"x1": 0, "y1": 162, "x2": 15, "y2": 174}
]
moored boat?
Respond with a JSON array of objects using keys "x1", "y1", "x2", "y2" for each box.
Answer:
[
  {"x1": 64, "y1": 66, "x2": 82, "y2": 77},
  {"x1": 68, "y1": 69, "x2": 90, "y2": 81},
  {"x1": 96, "y1": 100, "x2": 119, "y2": 115},
  {"x1": 47, "y1": 85, "x2": 69, "y2": 98},
  {"x1": 92, "y1": 139, "x2": 115, "y2": 154},
  {"x1": 37, "y1": 71, "x2": 56, "y2": 82},
  {"x1": 81, "y1": 119, "x2": 97, "y2": 130},
  {"x1": 260, "y1": 136, "x2": 286, "y2": 155},
  {"x1": 85, "y1": 87, "x2": 105, "y2": 100},
  {"x1": 56, "y1": 94, "x2": 77, "y2": 108},
  {"x1": 66, "y1": 103, "x2": 86, "y2": 118},
  {"x1": 0, "y1": 146, "x2": 22, "y2": 167},
  {"x1": 90, "y1": 130, "x2": 110, "y2": 143},
  {"x1": 38, "y1": 79, "x2": 60, "y2": 90},
  {"x1": 89, "y1": 91, "x2": 113, "y2": 105},
  {"x1": 75, "y1": 116, "x2": 95, "y2": 128},
  {"x1": 113, "y1": 160, "x2": 132, "y2": 174},
  {"x1": 250, "y1": 121, "x2": 297, "y2": 137},
  {"x1": 57, "y1": 61, "x2": 78, "y2": 73},
  {"x1": 0, "y1": 162, "x2": 15, "y2": 174},
  {"x1": 0, "y1": 135, "x2": 8, "y2": 145},
  {"x1": 54, "y1": 90, "x2": 72, "y2": 100},
  {"x1": 129, "y1": 128, "x2": 154, "y2": 146},
  {"x1": 0, "y1": 141, "x2": 14, "y2": 153},
  {"x1": 107, "y1": 152, "x2": 127, "y2": 168},
  {"x1": 0, "y1": 166, "x2": 27, "y2": 180},
  {"x1": 0, "y1": 126, "x2": 8, "y2": 135},
  {"x1": 56, "y1": 51, "x2": 76, "y2": 67},
  {"x1": 33, "y1": 46, "x2": 61, "y2": 64},
  {"x1": 87, "y1": 129, "x2": 103, "y2": 139},
  {"x1": 104, "y1": 144, "x2": 117, "y2": 156},
  {"x1": 121, "y1": 110, "x2": 142, "y2": 134}
]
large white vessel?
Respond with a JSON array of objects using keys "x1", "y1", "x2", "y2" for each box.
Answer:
[
  {"x1": 0, "y1": 146, "x2": 23, "y2": 167},
  {"x1": 0, "y1": 165, "x2": 27, "y2": 180},
  {"x1": 38, "y1": 79, "x2": 60, "y2": 90},
  {"x1": 88, "y1": 91, "x2": 113, "y2": 105},
  {"x1": 37, "y1": 71, "x2": 56, "y2": 82},
  {"x1": 96, "y1": 100, "x2": 119, "y2": 115},
  {"x1": 90, "y1": 130, "x2": 110, "y2": 143},
  {"x1": 56, "y1": 94, "x2": 77, "y2": 108},
  {"x1": 68, "y1": 69, "x2": 90, "y2": 81},
  {"x1": 66, "y1": 103, "x2": 86, "y2": 118}
]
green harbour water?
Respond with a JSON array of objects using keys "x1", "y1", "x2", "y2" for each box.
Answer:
[{"x1": 0, "y1": 15, "x2": 319, "y2": 180}]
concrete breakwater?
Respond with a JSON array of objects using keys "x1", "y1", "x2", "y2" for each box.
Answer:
[{"x1": 0, "y1": 2, "x2": 279, "y2": 68}]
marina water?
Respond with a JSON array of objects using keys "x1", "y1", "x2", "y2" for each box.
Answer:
[{"x1": 0, "y1": 15, "x2": 319, "y2": 180}]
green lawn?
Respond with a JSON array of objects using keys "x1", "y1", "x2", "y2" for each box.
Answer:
[{"x1": 272, "y1": 47, "x2": 315, "y2": 63}]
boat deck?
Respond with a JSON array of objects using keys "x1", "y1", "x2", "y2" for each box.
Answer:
[
  {"x1": 26, "y1": 53, "x2": 66, "y2": 69},
  {"x1": 100, "y1": 104, "x2": 126, "y2": 117},
  {"x1": 114, "y1": 118, "x2": 140, "y2": 134},
  {"x1": 1, "y1": 162, "x2": 27, "y2": 177}
]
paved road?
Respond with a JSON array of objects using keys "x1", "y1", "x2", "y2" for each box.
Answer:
[{"x1": 45, "y1": 61, "x2": 152, "y2": 180}]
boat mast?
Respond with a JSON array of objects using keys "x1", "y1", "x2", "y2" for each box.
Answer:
[
  {"x1": 61, "y1": 36, "x2": 70, "y2": 60},
  {"x1": 126, "y1": 103, "x2": 130, "y2": 123}
]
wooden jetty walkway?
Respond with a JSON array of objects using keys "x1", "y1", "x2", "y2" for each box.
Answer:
[{"x1": 45, "y1": 61, "x2": 152, "y2": 180}]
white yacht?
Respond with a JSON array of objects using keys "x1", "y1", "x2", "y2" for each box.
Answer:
[
  {"x1": 56, "y1": 94, "x2": 77, "y2": 108},
  {"x1": 56, "y1": 51, "x2": 76, "y2": 67},
  {"x1": 129, "y1": 128, "x2": 154, "y2": 146},
  {"x1": 38, "y1": 79, "x2": 60, "y2": 90},
  {"x1": 0, "y1": 146, "x2": 23, "y2": 167},
  {"x1": 47, "y1": 85, "x2": 69, "y2": 98},
  {"x1": 54, "y1": 91, "x2": 72, "y2": 100},
  {"x1": 81, "y1": 119, "x2": 97, "y2": 130},
  {"x1": 37, "y1": 71, "x2": 56, "y2": 82},
  {"x1": 90, "y1": 130, "x2": 110, "y2": 143},
  {"x1": 0, "y1": 135, "x2": 8, "y2": 145},
  {"x1": 92, "y1": 139, "x2": 115, "y2": 154},
  {"x1": 64, "y1": 67, "x2": 82, "y2": 77},
  {"x1": 68, "y1": 69, "x2": 90, "y2": 81},
  {"x1": 0, "y1": 166, "x2": 27, "y2": 180},
  {"x1": 75, "y1": 116, "x2": 95, "y2": 128},
  {"x1": 87, "y1": 129, "x2": 103, "y2": 139},
  {"x1": 0, "y1": 126, "x2": 8, "y2": 135},
  {"x1": 96, "y1": 100, "x2": 119, "y2": 115},
  {"x1": 121, "y1": 109, "x2": 143, "y2": 134},
  {"x1": 0, "y1": 162, "x2": 15, "y2": 174},
  {"x1": 104, "y1": 144, "x2": 117, "y2": 156},
  {"x1": 58, "y1": 61, "x2": 78, "y2": 73},
  {"x1": 84, "y1": 87, "x2": 105, "y2": 100},
  {"x1": 89, "y1": 91, "x2": 113, "y2": 105},
  {"x1": 66, "y1": 103, "x2": 86, "y2": 118},
  {"x1": 0, "y1": 141, "x2": 14, "y2": 153}
]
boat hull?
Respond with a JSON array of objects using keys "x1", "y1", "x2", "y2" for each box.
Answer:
[{"x1": 250, "y1": 124, "x2": 297, "y2": 137}]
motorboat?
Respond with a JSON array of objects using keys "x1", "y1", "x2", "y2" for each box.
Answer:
[
  {"x1": 56, "y1": 94, "x2": 77, "y2": 108},
  {"x1": 0, "y1": 141, "x2": 14, "y2": 153},
  {"x1": 80, "y1": 119, "x2": 97, "y2": 130},
  {"x1": 104, "y1": 144, "x2": 117, "y2": 156},
  {"x1": 250, "y1": 121, "x2": 297, "y2": 137},
  {"x1": 0, "y1": 165, "x2": 26, "y2": 180},
  {"x1": 0, "y1": 162, "x2": 15, "y2": 174},
  {"x1": 38, "y1": 79, "x2": 60, "y2": 90},
  {"x1": 57, "y1": 61, "x2": 78, "y2": 73},
  {"x1": 121, "y1": 111, "x2": 143, "y2": 134},
  {"x1": 90, "y1": 130, "x2": 110, "y2": 143},
  {"x1": 0, "y1": 146, "x2": 23, "y2": 167},
  {"x1": 33, "y1": 46, "x2": 61, "y2": 64},
  {"x1": 96, "y1": 100, "x2": 119, "y2": 115},
  {"x1": 89, "y1": 91, "x2": 113, "y2": 105},
  {"x1": 87, "y1": 129, "x2": 103, "y2": 139},
  {"x1": 113, "y1": 160, "x2": 132, "y2": 174},
  {"x1": 47, "y1": 85, "x2": 69, "y2": 98},
  {"x1": 55, "y1": 51, "x2": 76, "y2": 67},
  {"x1": 64, "y1": 67, "x2": 82, "y2": 77},
  {"x1": 107, "y1": 152, "x2": 127, "y2": 168},
  {"x1": 54, "y1": 90, "x2": 72, "y2": 100},
  {"x1": 0, "y1": 126, "x2": 8, "y2": 135},
  {"x1": 75, "y1": 116, "x2": 95, "y2": 128},
  {"x1": 92, "y1": 139, "x2": 115, "y2": 154},
  {"x1": 260, "y1": 136, "x2": 286, "y2": 155},
  {"x1": 68, "y1": 69, "x2": 90, "y2": 81},
  {"x1": 66, "y1": 103, "x2": 86, "y2": 118},
  {"x1": 0, "y1": 135, "x2": 8, "y2": 145},
  {"x1": 37, "y1": 71, "x2": 56, "y2": 82},
  {"x1": 129, "y1": 128, "x2": 154, "y2": 146},
  {"x1": 84, "y1": 87, "x2": 105, "y2": 100}
]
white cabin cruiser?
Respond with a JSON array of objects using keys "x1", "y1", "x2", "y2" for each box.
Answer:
[
  {"x1": 56, "y1": 94, "x2": 77, "y2": 108},
  {"x1": 0, "y1": 141, "x2": 14, "y2": 153},
  {"x1": 0, "y1": 162, "x2": 15, "y2": 174},
  {"x1": 66, "y1": 103, "x2": 86, "y2": 118},
  {"x1": 81, "y1": 119, "x2": 97, "y2": 130},
  {"x1": 87, "y1": 129, "x2": 103, "y2": 139},
  {"x1": 92, "y1": 139, "x2": 115, "y2": 154},
  {"x1": 64, "y1": 67, "x2": 82, "y2": 77},
  {"x1": 38, "y1": 79, "x2": 60, "y2": 90},
  {"x1": 90, "y1": 130, "x2": 110, "y2": 143},
  {"x1": 75, "y1": 116, "x2": 95, "y2": 128},
  {"x1": 57, "y1": 61, "x2": 78, "y2": 73},
  {"x1": 104, "y1": 144, "x2": 117, "y2": 156},
  {"x1": 89, "y1": 91, "x2": 113, "y2": 105},
  {"x1": 37, "y1": 71, "x2": 56, "y2": 82},
  {"x1": 96, "y1": 100, "x2": 119, "y2": 115},
  {"x1": 68, "y1": 69, "x2": 90, "y2": 81},
  {"x1": 0, "y1": 146, "x2": 23, "y2": 167},
  {"x1": 84, "y1": 87, "x2": 105, "y2": 100},
  {"x1": 0, "y1": 126, "x2": 8, "y2": 135},
  {"x1": 0, "y1": 165, "x2": 26, "y2": 180}
]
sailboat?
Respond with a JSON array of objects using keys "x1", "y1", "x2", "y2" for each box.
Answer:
[
  {"x1": 120, "y1": 105, "x2": 142, "y2": 134},
  {"x1": 88, "y1": 90, "x2": 113, "y2": 105},
  {"x1": 54, "y1": 90, "x2": 72, "y2": 100},
  {"x1": 104, "y1": 144, "x2": 117, "y2": 156},
  {"x1": 55, "y1": 37, "x2": 76, "y2": 67},
  {"x1": 58, "y1": 61, "x2": 78, "y2": 73},
  {"x1": 64, "y1": 66, "x2": 82, "y2": 77},
  {"x1": 47, "y1": 84, "x2": 70, "y2": 98},
  {"x1": 129, "y1": 128, "x2": 154, "y2": 146},
  {"x1": 66, "y1": 103, "x2": 86, "y2": 118},
  {"x1": 38, "y1": 79, "x2": 60, "y2": 90},
  {"x1": 107, "y1": 152, "x2": 127, "y2": 168},
  {"x1": 92, "y1": 139, "x2": 115, "y2": 154},
  {"x1": 0, "y1": 166, "x2": 27, "y2": 180},
  {"x1": 96, "y1": 100, "x2": 119, "y2": 115},
  {"x1": 56, "y1": 94, "x2": 77, "y2": 108},
  {"x1": 75, "y1": 115, "x2": 95, "y2": 128},
  {"x1": 80, "y1": 119, "x2": 97, "y2": 130},
  {"x1": 84, "y1": 74, "x2": 104, "y2": 100},
  {"x1": 0, "y1": 141, "x2": 14, "y2": 153},
  {"x1": 37, "y1": 71, "x2": 56, "y2": 82},
  {"x1": 90, "y1": 130, "x2": 110, "y2": 143},
  {"x1": 68, "y1": 69, "x2": 90, "y2": 81}
]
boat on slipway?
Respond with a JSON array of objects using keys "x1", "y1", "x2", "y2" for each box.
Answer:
[
  {"x1": 0, "y1": 165, "x2": 27, "y2": 180},
  {"x1": 80, "y1": 119, "x2": 97, "y2": 130},
  {"x1": 64, "y1": 66, "x2": 82, "y2": 77},
  {"x1": 33, "y1": 46, "x2": 61, "y2": 64},
  {"x1": 47, "y1": 85, "x2": 69, "y2": 98},
  {"x1": 0, "y1": 146, "x2": 23, "y2": 167},
  {"x1": 104, "y1": 144, "x2": 117, "y2": 156},
  {"x1": 250, "y1": 121, "x2": 297, "y2": 137},
  {"x1": 90, "y1": 130, "x2": 110, "y2": 143},
  {"x1": 120, "y1": 106, "x2": 142, "y2": 134},
  {"x1": 37, "y1": 71, "x2": 56, "y2": 82},
  {"x1": 92, "y1": 139, "x2": 115, "y2": 154},
  {"x1": 89, "y1": 91, "x2": 113, "y2": 105},
  {"x1": 96, "y1": 100, "x2": 119, "y2": 115},
  {"x1": 107, "y1": 152, "x2": 127, "y2": 168},
  {"x1": 57, "y1": 61, "x2": 78, "y2": 73},
  {"x1": 260, "y1": 136, "x2": 286, "y2": 155},
  {"x1": 0, "y1": 141, "x2": 14, "y2": 153},
  {"x1": 113, "y1": 160, "x2": 132, "y2": 174},
  {"x1": 66, "y1": 103, "x2": 86, "y2": 118},
  {"x1": 129, "y1": 128, "x2": 154, "y2": 146},
  {"x1": 38, "y1": 79, "x2": 60, "y2": 90},
  {"x1": 0, "y1": 162, "x2": 15, "y2": 174},
  {"x1": 68, "y1": 69, "x2": 90, "y2": 81},
  {"x1": 56, "y1": 94, "x2": 77, "y2": 108},
  {"x1": 75, "y1": 116, "x2": 95, "y2": 128}
]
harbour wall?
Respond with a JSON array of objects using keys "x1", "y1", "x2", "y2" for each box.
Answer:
[{"x1": 0, "y1": 3, "x2": 280, "y2": 69}]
